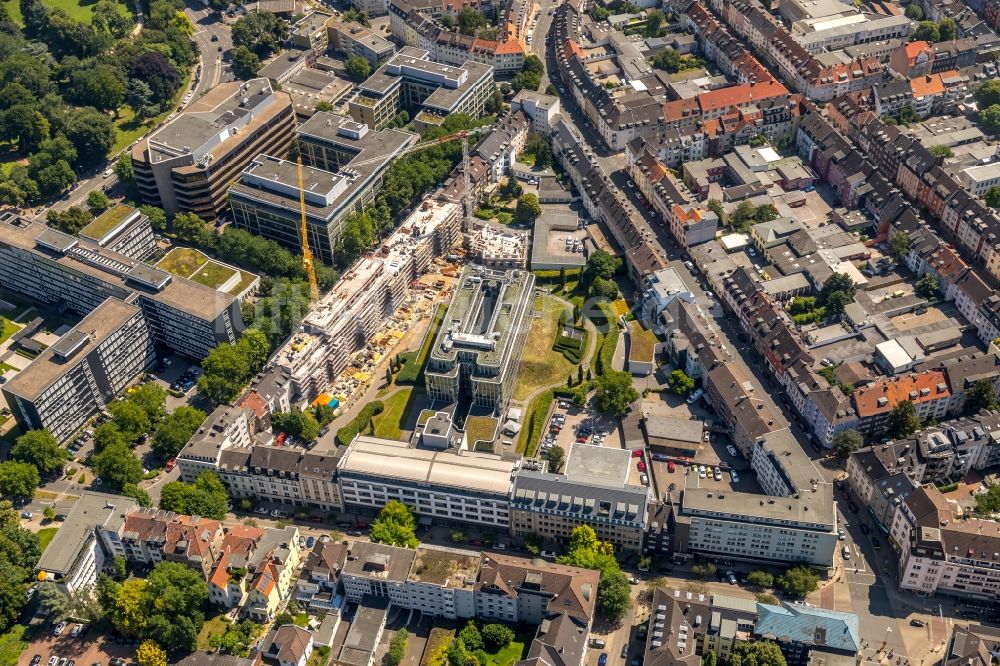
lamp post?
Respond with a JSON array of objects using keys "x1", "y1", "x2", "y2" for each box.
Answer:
[{"x1": 881, "y1": 626, "x2": 892, "y2": 652}]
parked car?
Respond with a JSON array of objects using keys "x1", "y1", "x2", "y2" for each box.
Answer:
[
  {"x1": 589, "y1": 640, "x2": 606, "y2": 649},
  {"x1": 637, "y1": 461, "x2": 646, "y2": 472},
  {"x1": 621, "y1": 645, "x2": 629, "y2": 658},
  {"x1": 54, "y1": 622, "x2": 67, "y2": 636},
  {"x1": 20, "y1": 511, "x2": 31, "y2": 519},
  {"x1": 71, "y1": 624, "x2": 84, "y2": 638},
  {"x1": 726, "y1": 445, "x2": 738, "y2": 457},
  {"x1": 632, "y1": 449, "x2": 643, "y2": 457},
  {"x1": 838, "y1": 529, "x2": 846, "y2": 541},
  {"x1": 640, "y1": 473, "x2": 648, "y2": 485},
  {"x1": 841, "y1": 545, "x2": 851, "y2": 560},
  {"x1": 730, "y1": 470, "x2": 739, "y2": 483},
  {"x1": 713, "y1": 468, "x2": 722, "y2": 481},
  {"x1": 910, "y1": 619, "x2": 926, "y2": 627},
  {"x1": 540, "y1": 550, "x2": 557, "y2": 559},
  {"x1": 667, "y1": 461, "x2": 676, "y2": 473},
  {"x1": 165, "y1": 458, "x2": 176, "y2": 471},
  {"x1": 726, "y1": 571, "x2": 737, "y2": 585},
  {"x1": 598, "y1": 654, "x2": 608, "y2": 666}
]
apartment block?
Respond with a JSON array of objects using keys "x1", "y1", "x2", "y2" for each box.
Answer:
[
  {"x1": 132, "y1": 78, "x2": 296, "y2": 218},
  {"x1": 349, "y1": 48, "x2": 494, "y2": 132},
  {"x1": 337, "y1": 433, "x2": 517, "y2": 529},
  {"x1": 0, "y1": 215, "x2": 243, "y2": 361},
  {"x1": 510, "y1": 445, "x2": 650, "y2": 553},
  {"x1": 229, "y1": 117, "x2": 414, "y2": 265},
  {"x1": 176, "y1": 405, "x2": 253, "y2": 484},
  {"x1": 892, "y1": 485, "x2": 1000, "y2": 600},
  {"x1": 78, "y1": 204, "x2": 156, "y2": 261},
  {"x1": 36, "y1": 492, "x2": 139, "y2": 594},
  {"x1": 120, "y1": 509, "x2": 224, "y2": 577},
  {"x1": 2, "y1": 297, "x2": 154, "y2": 442},
  {"x1": 206, "y1": 524, "x2": 302, "y2": 619},
  {"x1": 328, "y1": 22, "x2": 396, "y2": 67},
  {"x1": 674, "y1": 486, "x2": 838, "y2": 567},
  {"x1": 425, "y1": 265, "x2": 534, "y2": 412},
  {"x1": 852, "y1": 371, "x2": 952, "y2": 436},
  {"x1": 214, "y1": 446, "x2": 342, "y2": 513}
]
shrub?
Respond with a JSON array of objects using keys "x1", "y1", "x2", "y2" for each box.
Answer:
[{"x1": 335, "y1": 400, "x2": 385, "y2": 446}]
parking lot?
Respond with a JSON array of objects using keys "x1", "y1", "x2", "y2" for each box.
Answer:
[
  {"x1": 540, "y1": 402, "x2": 624, "y2": 462},
  {"x1": 19, "y1": 624, "x2": 135, "y2": 666}
]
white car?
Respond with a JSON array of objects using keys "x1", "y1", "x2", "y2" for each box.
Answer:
[
  {"x1": 540, "y1": 550, "x2": 557, "y2": 559},
  {"x1": 698, "y1": 466, "x2": 707, "y2": 479},
  {"x1": 102, "y1": 169, "x2": 113, "y2": 178},
  {"x1": 727, "y1": 445, "x2": 738, "y2": 457},
  {"x1": 838, "y1": 529, "x2": 846, "y2": 541},
  {"x1": 640, "y1": 473, "x2": 648, "y2": 485},
  {"x1": 730, "y1": 471, "x2": 739, "y2": 483},
  {"x1": 842, "y1": 545, "x2": 851, "y2": 560},
  {"x1": 703, "y1": 431, "x2": 710, "y2": 442},
  {"x1": 54, "y1": 622, "x2": 67, "y2": 636}
]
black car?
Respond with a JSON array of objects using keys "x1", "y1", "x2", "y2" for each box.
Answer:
[
  {"x1": 910, "y1": 619, "x2": 926, "y2": 627},
  {"x1": 30, "y1": 656, "x2": 41, "y2": 666},
  {"x1": 848, "y1": 502, "x2": 859, "y2": 513},
  {"x1": 859, "y1": 523, "x2": 871, "y2": 535},
  {"x1": 657, "y1": 566, "x2": 673, "y2": 575}
]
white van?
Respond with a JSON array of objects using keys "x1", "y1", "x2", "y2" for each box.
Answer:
[{"x1": 686, "y1": 388, "x2": 704, "y2": 404}]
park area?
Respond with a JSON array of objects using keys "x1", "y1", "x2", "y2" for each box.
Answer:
[
  {"x1": 156, "y1": 247, "x2": 258, "y2": 296},
  {"x1": 514, "y1": 295, "x2": 578, "y2": 401},
  {"x1": 2, "y1": 0, "x2": 130, "y2": 25}
]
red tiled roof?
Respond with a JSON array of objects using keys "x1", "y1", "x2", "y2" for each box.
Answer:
[{"x1": 853, "y1": 371, "x2": 950, "y2": 417}]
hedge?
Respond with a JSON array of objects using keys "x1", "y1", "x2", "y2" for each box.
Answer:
[
  {"x1": 533, "y1": 268, "x2": 584, "y2": 284},
  {"x1": 589, "y1": 302, "x2": 619, "y2": 375},
  {"x1": 335, "y1": 400, "x2": 385, "y2": 446},
  {"x1": 518, "y1": 389, "x2": 554, "y2": 457}
]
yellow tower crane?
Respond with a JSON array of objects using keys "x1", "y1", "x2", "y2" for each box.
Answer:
[{"x1": 296, "y1": 155, "x2": 320, "y2": 302}]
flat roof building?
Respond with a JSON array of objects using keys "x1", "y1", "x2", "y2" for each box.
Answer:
[
  {"x1": 229, "y1": 116, "x2": 416, "y2": 265},
  {"x1": 36, "y1": 492, "x2": 138, "y2": 594},
  {"x1": 425, "y1": 265, "x2": 534, "y2": 412},
  {"x1": 337, "y1": 434, "x2": 517, "y2": 529},
  {"x1": 132, "y1": 78, "x2": 296, "y2": 219},
  {"x1": 349, "y1": 48, "x2": 495, "y2": 132},
  {"x1": 2, "y1": 298, "x2": 154, "y2": 442},
  {"x1": 511, "y1": 444, "x2": 650, "y2": 552},
  {"x1": 329, "y1": 21, "x2": 397, "y2": 67},
  {"x1": 0, "y1": 214, "x2": 242, "y2": 360},
  {"x1": 79, "y1": 204, "x2": 156, "y2": 261}
]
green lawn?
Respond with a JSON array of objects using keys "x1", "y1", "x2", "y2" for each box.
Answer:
[
  {"x1": 0, "y1": 317, "x2": 22, "y2": 345},
  {"x1": 465, "y1": 415, "x2": 497, "y2": 448},
  {"x1": 227, "y1": 271, "x2": 259, "y2": 296},
  {"x1": 514, "y1": 295, "x2": 576, "y2": 401},
  {"x1": 157, "y1": 247, "x2": 208, "y2": 278},
  {"x1": 36, "y1": 527, "x2": 57, "y2": 551},
  {"x1": 190, "y1": 261, "x2": 237, "y2": 290},
  {"x1": 2, "y1": 0, "x2": 130, "y2": 27},
  {"x1": 196, "y1": 612, "x2": 231, "y2": 651},
  {"x1": 372, "y1": 387, "x2": 415, "y2": 440},
  {"x1": 81, "y1": 204, "x2": 135, "y2": 240},
  {"x1": 0, "y1": 624, "x2": 27, "y2": 666},
  {"x1": 484, "y1": 639, "x2": 528, "y2": 666},
  {"x1": 110, "y1": 68, "x2": 191, "y2": 156},
  {"x1": 0, "y1": 364, "x2": 14, "y2": 374}
]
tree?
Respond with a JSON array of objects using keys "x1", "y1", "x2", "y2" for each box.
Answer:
[
  {"x1": 345, "y1": 55, "x2": 372, "y2": 82},
  {"x1": 458, "y1": 621, "x2": 484, "y2": 651},
  {"x1": 482, "y1": 624, "x2": 514, "y2": 651},
  {"x1": 129, "y1": 384, "x2": 168, "y2": 425},
  {"x1": 370, "y1": 500, "x2": 419, "y2": 548},
  {"x1": 929, "y1": 144, "x2": 953, "y2": 158},
  {"x1": 131, "y1": 52, "x2": 180, "y2": 105},
  {"x1": 109, "y1": 400, "x2": 152, "y2": 443},
  {"x1": 122, "y1": 483, "x2": 153, "y2": 508},
  {"x1": 231, "y1": 10, "x2": 289, "y2": 58},
  {"x1": 515, "y1": 193, "x2": 541, "y2": 224},
  {"x1": 887, "y1": 400, "x2": 920, "y2": 438},
  {"x1": 981, "y1": 105, "x2": 1000, "y2": 135},
  {"x1": 457, "y1": 7, "x2": 487, "y2": 34},
  {"x1": 974, "y1": 484, "x2": 1000, "y2": 516},
  {"x1": 730, "y1": 641, "x2": 787, "y2": 666},
  {"x1": 38, "y1": 581, "x2": 72, "y2": 622},
  {"x1": 111, "y1": 578, "x2": 149, "y2": 637},
  {"x1": 65, "y1": 109, "x2": 115, "y2": 168},
  {"x1": 91, "y1": 442, "x2": 144, "y2": 489},
  {"x1": 141, "y1": 205, "x2": 167, "y2": 232},
  {"x1": 136, "y1": 640, "x2": 167, "y2": 666},
  {"x1": 775, "y1": 565, "x2": 819, "y2": 598},
  {"x1": 43, "y1": 505, "x2": 56, "y2": 522},
  {"x1": 87, "y1": 190, "x2": 109, "y2": 213},
  {"x1": 0, "y1": 461, "x2": 39, "y2": 498},
  {"x1": 152, "y1": 406, "x2": 207, "y2": 458},
  {"x1": 46, "y1": 206, "x2": 92, "y2": 234},
  {"x1": 0, "y1": 104, "x2": 49, "y2": 153},
  {"x1": 543, "y1": 445, "x2": 565, "y2": 472},
  {"x1": 833, "y1": 429, "x2": 863, "y2": 459},
  {"x1": 888, "y1": 230, "x2": 910, "y2": 261},
  {"x1": 387, "y1": 629, "x2": 408, "y2": 666},
  {"x1": 975, "y1": 79, "x2": 1000, "y2": 109},
  {"x1": 198, "y1": 343, "x2": 251, "y2": 405},
  {"x1": 592, "y1": 276, "x2": 619, "y2": 300},
  {"x1": 746, "y1": 570, "x2": 774, "y2": 589},
  {"x1": 597, "y1": 569, "x2": 631, "y2": 621},
  {"x1": 158, "y1": 472, "x2": 229, "y2": 520},
  {"x1": 817, "y1": 272, "x2": 856, "y2": 317},
  {"x1": 272, "y1": 409, "x2": 321, "y2": 442},
  {"x1": 172, "y1": 211, "x2": 214, "y2": 247},
  {"x1": 143, "y1": 561, "x2": 208, "y2": 651},
  {"x1": 964, "y1": 378, "x2": 998, "y2": 416},
  {"x1": 643, "y1": 8, "x2": 665, "y2": 36},
  {"x1": 126, "y1": 79, "x2": 155, "y2": 119},
  {"x1": 911, "y1": 20, "x2": 940, "y2": 42},
  {"x1": 69, "y1": 65, "x2": 124, "y2": 113},
  {"x1": 230, "y1": 45, "x2": 261, "y2": 80},
  {"x1": 653, "y1": 48, "x2": 681, "y2": 73},
  {"x1": 754, "y1": 204, "x2": 779, "y2": 224},
  {"x1": 93, "y1": 422, "x2": 126, "y2": 454},
  {"x1": 11, "y1": 430, "x2": 67, "y2": 476},
  {"x1": 938, "y1": 17, "x2": 956, "y2": 41},
  {"x1": 595, "y1": 370, "x2": 638, "y2": 416},
  {"x1": 985, "y1": 186, "x2": 1000, "y2": 209},
  {"x1": 585, "y1": 249, "x2": 622, "y2": 283},
  {"x1": 668, "y1": 369, "x2": 695, "y2": 397},
  {"x1": 905, "y1": 2, "x2": 923, "y2": 18},
  {"x1": 915, "y1": 272, "x2": 940, "y2": 299}
]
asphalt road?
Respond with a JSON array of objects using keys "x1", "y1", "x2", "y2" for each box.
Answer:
[{"x1": 186, "y1": 2, "x2": 235, "y2": 96}]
